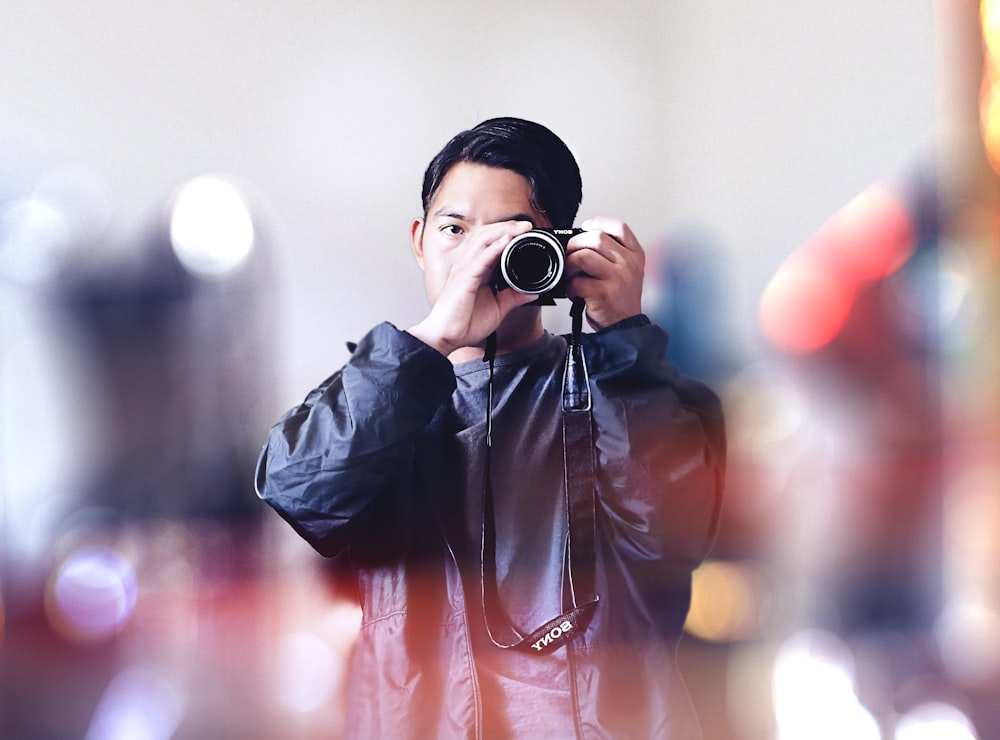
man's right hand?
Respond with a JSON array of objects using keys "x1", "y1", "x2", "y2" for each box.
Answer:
[{"x1": 407, "y1": 220, "x2": 538, "y2": 358}]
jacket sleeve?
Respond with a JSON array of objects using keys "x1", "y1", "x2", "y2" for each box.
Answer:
[
  {"x1": 255, "y1": 323, "x2": 456, "y2": 557},
  {"x1": 585, "y1": 317, "x2": 726, "y2": 568}
]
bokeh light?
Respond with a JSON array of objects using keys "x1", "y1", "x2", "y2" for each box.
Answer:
[
  {"x1": 772, "y1": 629, "x2": 880, "y2": 740},
  {"x1": 83, "y1": 668, "x2": 184, "y2": 740},
  {"x1": 168, "y1": 175, "x2": 255, "y2": 279},
  {"x1": 981, "y1": 0, "x2": 1000, "y2": 174},
  {"x1": 686, "y1": 560, "x2": 771, "y2": 643},
  {"x1": 938, "y1": 464, "x2": 1000, "y2": 687},
  {"x1": 45, "y1": 546, "x2": 138, "y2": 643},
  {"x1": 0, "y1": 197, "x2": 72, "y2": 285},
  {"x1": 885, "y1": 243, "x2": 973, "y2": 349},
  {"x1": 275, "y1": 631, "x2": 342, "y2": 714},
  {"x1": 0, "y1": 165, "x2": 113, "y2": 286},
  {"x1": 895, "y1": 702, "x2": 979, "y2": 740},
  {"x1": 273, "y1": 600, "x2": 362, "y2": 716},
  {"x1": 936, "y1": 601, "x2": 1000, "y2": 688}
]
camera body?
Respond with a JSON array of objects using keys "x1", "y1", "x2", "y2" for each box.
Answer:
[{"x1": 494, "y1": 228, "x2": 582, "y2": 299}]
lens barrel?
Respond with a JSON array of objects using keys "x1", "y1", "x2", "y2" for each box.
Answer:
[{"x1": 499, "y1": 231, "x2": 565, "y2": 295}]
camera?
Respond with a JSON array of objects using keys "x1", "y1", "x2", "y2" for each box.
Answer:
[{"x1": 494, "y1": 228, "x2": 582, "y2": 299}]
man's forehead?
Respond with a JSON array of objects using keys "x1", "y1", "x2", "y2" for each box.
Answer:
[{"x1": 427, "y1": 163, "x2": 542, "y2": 223}]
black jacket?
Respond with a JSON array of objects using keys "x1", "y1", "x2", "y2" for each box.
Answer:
[{"x1": 256, "y1": 319, "x2": 725, "y2": 738}]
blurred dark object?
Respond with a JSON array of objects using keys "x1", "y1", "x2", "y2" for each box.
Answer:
[
  {"x1": 56, "y1": 175, "x2": 273, "y2": 522},
  {"x1": 649, "y1": 229, "x2": 741, "y2": 384}
]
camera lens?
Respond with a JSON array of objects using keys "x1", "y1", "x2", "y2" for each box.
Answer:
[{"x1": 500, "y1": 232, "x2": 564, "y2": 294}]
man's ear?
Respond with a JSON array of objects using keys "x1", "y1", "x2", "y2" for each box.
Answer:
[{"x1": 410, "y1": 218, "x2": 426, "y2": 269}]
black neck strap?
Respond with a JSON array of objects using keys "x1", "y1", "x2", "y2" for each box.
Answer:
[{"x1": 480, "y1": 298, "x2": 599, "y2": 654}]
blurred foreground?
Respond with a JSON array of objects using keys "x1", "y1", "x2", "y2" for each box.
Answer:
[{"x1": 4, "y1": 4, "x2": 1000, "y2": 739}]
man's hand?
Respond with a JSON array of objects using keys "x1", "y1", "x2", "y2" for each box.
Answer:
[
  {"x1": 408, "y1": 221, "x2": 538, "y2": 357},
  {"x1": 566, "y1": 217, "x2": 646, "y2": 330}
]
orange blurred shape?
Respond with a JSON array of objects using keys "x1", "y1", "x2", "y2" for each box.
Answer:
[
  {"x1": 982, "y1": 0, "x2": 1000, "y2": 174},
  {"x1": 759, "y1": 186, "x2": 916, "y2": 354},
  {"x1": 685, "y1": 560, "x2": 770, "y2": 643}
]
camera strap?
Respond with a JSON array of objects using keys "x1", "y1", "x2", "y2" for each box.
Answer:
[{"x1": 481, "y1": 298, "x2": 599, "y2": 654}]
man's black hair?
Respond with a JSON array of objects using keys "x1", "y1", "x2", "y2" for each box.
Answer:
[{"x1": 421, "y1": 117, "x2": 583, "y2": 227}]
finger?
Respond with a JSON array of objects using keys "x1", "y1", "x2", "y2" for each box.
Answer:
[
  {"x1": 566, "y1": 246, "x2": 637, "y2": 282},
  {"x1": 567, "y1": 232, "x2": 645, "y2": 276},
  {"x1": 459, "y1": 221, "x2": 534, "y2": 278},
  {"x1": 496, "y1": 284, "x2": 541, "y2": 313},
  {"x1": 474, "y1": 221, "x2": 534, "y2": 263},
  {"x1": 579, "y1": 216, "x2": 642, "y2": 252},
  {"x1": 477, "y1": 219, "x2": 535, "y2": 247}
]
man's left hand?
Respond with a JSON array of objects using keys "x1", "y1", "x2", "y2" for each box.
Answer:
[{"x1": 565, "y1": 217, "x2": 646, "y2": 330}]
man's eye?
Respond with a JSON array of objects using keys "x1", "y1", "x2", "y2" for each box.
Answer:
[{"x1": 440, "y1": 224, "x2": 464, "y2": 236}]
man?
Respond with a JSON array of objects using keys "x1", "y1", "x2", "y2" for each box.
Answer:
[{"x1": 256, "y1": 117, "x2": 725, "y2": 738}]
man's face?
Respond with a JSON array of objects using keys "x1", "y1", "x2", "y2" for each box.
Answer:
[{"x1": 411, "y1": 162, "x2": 549, "y2": 305}]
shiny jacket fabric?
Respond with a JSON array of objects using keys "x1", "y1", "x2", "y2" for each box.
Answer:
[{"x1": 256, "y1": 319, "x2": 726, "y2": 739}]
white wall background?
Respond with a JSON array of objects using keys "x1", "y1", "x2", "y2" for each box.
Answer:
[{"x1": 1, "y1": 1, "x2": 938, "y2": 408}]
